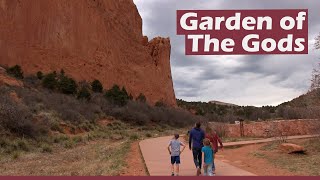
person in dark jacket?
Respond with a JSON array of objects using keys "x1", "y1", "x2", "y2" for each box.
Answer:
[{"x1": 189, "y1": 122, "x2": 205, "y2": 176}]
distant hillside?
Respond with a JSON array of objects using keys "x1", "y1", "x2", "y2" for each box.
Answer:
[
  {"x1": 279, "y1": 89, "x2": 320, "y2": 108},
  {"x1": 177, "y1": 89, "x2": 320, "y2": 123},
  {"x1": 209, "y1": 100, "x2": 238, "y2": 107}
]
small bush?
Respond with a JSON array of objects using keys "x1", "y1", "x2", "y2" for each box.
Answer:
[
  {"x1": 105, "y1": 85, "x2": 130, "y2": 106},
  {"x1": 136, "y1": 93, "x2": 147, "y2": 103},
  {"x1": 145, "y1": 133, "x2": 152, "y2": 138},
  {"x1": 15, "y1": 139, "x2": 30, "y2": 152},
  {"x1": 64, "y1": 140, "x2": 75, "y2": 149},
  {"x1": 37, "y1": 71, "x2": 44, "y2": 80},
  {"x1": 155, "y1": 101, "x2": 166, "y2": 107},
  {"x1": 6, "y1": 65, "x2": 24, "y2": 79},
  {"x1": 42, "y1": 73, "x2": 58, "y2": 90},
  {"x1": 130, "y1": 134, "x2": 139, "y2": 141},
  {"x1": 12, "y1": 151, "x2": 20, "y2": 159},
  {"x1": 0, "y1": 95, "x2": 42, "y2": 138},
  {"x1": 50, "y1": 122, "x2": 64, "y2": 133},
  {"x1": 41, "y1": 144, "x2": 53, "y2": 153},
  {"x1": 77, "y1": 87, "x2": 91, "y2": 100},
  {"x1": 72, "y1": 136, "x2": 83, "y2": 144},
  {"x1": 58, "y1": 75, "x2": 77, "y2": 95},
  {"x1": 91, "y1": 80, "x2": 103, "y2": 93},
  {"x1": 53, "y1": 135, "x2": 69, "y2": 144}
]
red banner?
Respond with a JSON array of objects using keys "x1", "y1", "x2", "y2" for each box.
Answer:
[{"x1": 177, "y1": 10, "x2": 308, "y2": 55}]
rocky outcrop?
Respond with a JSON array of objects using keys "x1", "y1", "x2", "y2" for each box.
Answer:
[
  {"x1": 280, "y1": 143, "x2": 305, "y2": 154},
  {"x1": 0, "y1": 67, "x2": 23, "y2": 87},
  {"x1": 0, "y1": 0, "x2": 176, "y2": 106}
]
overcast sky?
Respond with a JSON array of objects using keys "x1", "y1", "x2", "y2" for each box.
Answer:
[{"x1": 134, "y1": 0, "x2": 320, "y2": 106}]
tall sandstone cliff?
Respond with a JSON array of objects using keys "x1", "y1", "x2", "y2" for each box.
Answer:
[{"x1": 0, "y1": 0, "x2": 176, "y2": 106}]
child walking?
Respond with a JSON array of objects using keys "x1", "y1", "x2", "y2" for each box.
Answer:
[
  {"x1": 168, "y1": 134, "x2": 186, "y2": 176},
  {"x1": 201, "y1": 138, "x2": 215, "y2": 176}
]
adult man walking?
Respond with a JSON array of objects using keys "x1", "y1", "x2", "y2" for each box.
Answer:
[{"x1": 189, "y1": 122, "x2": 205, "y2": 176}]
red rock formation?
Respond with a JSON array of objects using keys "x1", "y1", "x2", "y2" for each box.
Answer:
[{"x1": 0, "y1": 0, "x2": 176, "y2": 106}]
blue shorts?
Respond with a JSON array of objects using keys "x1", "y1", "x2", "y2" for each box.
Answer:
[{"x1": 171, "y1": 156, "x2": 181, "y2": 164}]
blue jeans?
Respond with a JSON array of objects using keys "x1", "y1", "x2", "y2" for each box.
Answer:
[
  {"x1": 203, "y1": 163, "x2": 213, "y2": 176},
  {"x1": 192, "y1": 147, "x2": 202, "y2": 169}
]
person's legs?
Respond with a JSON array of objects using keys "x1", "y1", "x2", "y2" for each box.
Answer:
[
  {"x1": 207, "y1": 163, "x2": 213, "y2": 176},
  {"x1": 197, "y1": 148, "x2": 202, "y2": 169},
  {"x1": 175, "y1": 156, "x2": 181, "y2": 176},
  {"x1": 175, "y1": 164, "x2": 180, "y2": 176},
  {"x1": 203, "y1": 164, "x2": 208, "y2": 176},
  {"x1": 170, "y1": 156, "x2": 175, "y2": 176},
  {"x1": 193, "y1": 148, "x2": 202, "y2": 176},
  {"x1": 212, "y1": 151, "x2": 216, "y2": 174},
  {"x1": 192, "y1": 148, "x2": 200, "y2": 168},
  {"x1": 212, "y1": 161, "x2": 216, "y2": 174}
]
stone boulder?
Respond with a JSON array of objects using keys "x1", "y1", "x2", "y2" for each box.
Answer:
[{"x1": 280, "y1": 143, "x2": 305, "y2": 154}]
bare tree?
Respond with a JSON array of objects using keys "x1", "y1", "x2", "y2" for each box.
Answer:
[
  {"x1": 310, "y1": 62, "x2": 320, "y2": 91},
  {"x1": 315, "y1": 33, "x2": 320, "y2": 50}
]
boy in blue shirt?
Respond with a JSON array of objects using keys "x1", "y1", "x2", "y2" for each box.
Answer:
[{"x1": 201, "y1": 138, "x2": 215, "y2": 176}]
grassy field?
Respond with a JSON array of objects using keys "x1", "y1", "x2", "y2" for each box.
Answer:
[
  {"x1": 0, "y1": 121, "x2": 186, "y2": 176},
  {"x1": 255, "y1": 138, "x2": 320, "y2": 176}
]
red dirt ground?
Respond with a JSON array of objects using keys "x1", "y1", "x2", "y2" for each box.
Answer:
[
  {"x1": 216, "y1": 143, "x2": 296, "y2": 176},
  {"x1": 121, "y1": 141, "x2": 148, "y2": 176}
]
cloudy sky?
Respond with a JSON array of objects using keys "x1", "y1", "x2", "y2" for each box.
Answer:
[{"x1": 134, "y1": 0, "x2": 320, "y2": 106}]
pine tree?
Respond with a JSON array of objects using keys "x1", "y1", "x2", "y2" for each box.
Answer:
[{"x1": 91, "y1": 80, "x2": 103, "y2": 93}]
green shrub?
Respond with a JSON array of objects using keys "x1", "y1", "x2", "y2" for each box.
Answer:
[
  {"x1": 58, "y1": 75, "x2": 77, "y2": 95},
  {"x1": 6, "y1": 65, "x2": 24, "y2": 79},
  {"x1": 105, "y1": 85, "x2": 130, "y2": 106},
  {"x1": 36, "y1": 71, "x2": 44, "y2": 80},
  {"x1": 15, "y1": 139, "x2": 30, "y2": 152},
  {"x1": 41, "y1": 144, "x2": 52, "y2": 153},
  {"x1": 12, "y1": 151, "x2": 20, "y2": 159},
  {"x1": 155, "y1": 101, "x2": 166, "y2": 107},
  {"x1": 91, "y1": 80, "x2": 103, "y2": 93},
  {"x1": 42, "y1": 73, "x2": 58, "y2": 90},
  {"x1": 64, "y1": 140, "x2": 75, "y2": 149},
  {"x1": 50, "y1": 122, "x2": 63, "y2": 133},
  {"x1": 72, "y1": 136, "x2": 83, "y2": 144},
  {"x1": 136, "y1": 93, "x2": 147, "y2": 103},
  {"x1": 77, "y1": 87, "x2": 91, "y2": 100},
  {"x1": 53, "y1": 135, "x2": 69, "y2": 144},
  {"x1": 130, "y1": 134, "x2": 139, "y2": 141}
]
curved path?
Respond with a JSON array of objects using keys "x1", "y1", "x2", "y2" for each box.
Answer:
[
  {"x1": 139, "y1": 135, "x2": 317, "y2": 176},
  {"x1": 139, "y1": 136, "x2": 255, "y2": 176}
]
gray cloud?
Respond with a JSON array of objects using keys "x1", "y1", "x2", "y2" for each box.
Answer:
[{"x1": 134, "y1": 0, "x2": 320, "y2": 106}]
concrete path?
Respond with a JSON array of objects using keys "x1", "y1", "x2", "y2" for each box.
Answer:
[
  {"x1": 139, "y1": 136, "x2": 255, "y2": 176},
  {"x1": 139, "y1": 134, "x2": 318, "y2": 176},
  {"x1": 223, "y1": 135, "x2": 318, "y2": 147}
]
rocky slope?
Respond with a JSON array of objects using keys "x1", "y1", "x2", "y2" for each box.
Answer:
[{"x1": 0, "y1": 0, "x2": 176, "y2": 106}]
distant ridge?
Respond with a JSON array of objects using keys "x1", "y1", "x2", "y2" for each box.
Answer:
[{"x1": 209, "y1": 100, "x2": 238, "y2": 107}]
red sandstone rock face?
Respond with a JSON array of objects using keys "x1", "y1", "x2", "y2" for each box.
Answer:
[{"x1": 0, "y1": 0, "x2": 176, "y2": 106}]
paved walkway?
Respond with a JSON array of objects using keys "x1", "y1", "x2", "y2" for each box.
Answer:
[
  {"x1": 139, "y1": 136, "x2": 255, "y2": 176},
  {"x1": 139, "y1": 135, "x2": 317, "y2": 176},
  {"x1": 223, "y1": 135, "x2": 318, "y2": 147}
]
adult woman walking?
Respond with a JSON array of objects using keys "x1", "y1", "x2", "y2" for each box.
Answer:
[{"x1": 205, "y1": 126, "x2": 224, "y2": 175}]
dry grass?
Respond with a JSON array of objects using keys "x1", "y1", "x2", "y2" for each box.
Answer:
[{"x1": 254, "y1": 138, "x2": 320, "y2": 176}]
